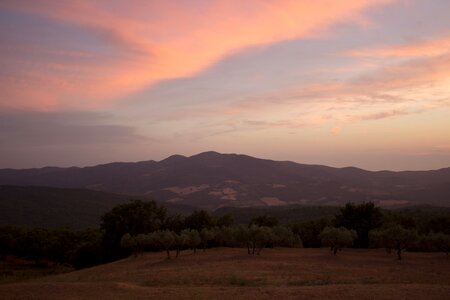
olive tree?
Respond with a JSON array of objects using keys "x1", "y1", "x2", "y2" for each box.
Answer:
[
  {"x1": 200, "y1": 228, "x2": 215, "y2": 251},
  {"x1": 272, "y1": 225, "x2": 302, "y2": 248},
  {"x1": 421, "y1": 232, "x2": 450, "y2": 257},
  {"x1": 319, "y1": 226, "x2": 357, "y2": 255},
  {"x1": 120, "y1": 233, "x2": 135, "y2": 256},
  {"x1": 248, "y1": 225, "x2": 273, "y2": 255},
  {"x1": 149, "y1": 230, "x2": 176, "y2": 259},
  {"x1": 174, "y1": 231, "x2": 189, "y2": 258},
  {"x1": 369, "y1": 225, "x2": 417, "y2": 260},
  {"x1": 182, "y1": 229, "x2": 201, "y2": 253}
]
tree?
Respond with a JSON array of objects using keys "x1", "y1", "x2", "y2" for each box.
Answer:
[
  {"x1": 0, "y1": 226, "x2": 23, "y2": 258},
  {"x1": 215, "y1": 214, "x2": 234, "y2": 227},
  {"x1": 334, "y1": 202, "x2": 383, "y2": 248},
  {"x1": 250, "y1": 215, "x2": 279, "y2": 227},
  {"x1": 15, "y1": 228, "x2": 50, "y2": 264},
  {"x1": 174, "y1": 231, "x2": 189, "y2": 258},
  {"x1": 248, "y1": 225, "x2": 273, "y2": 255},
  {"x1": 71, "y1": 242, "x2": 102, "y2": 270},
  {"x1": 272, "y1": 225, "x2": 302, "y2": 248},
  {"x1": 292, "y1": 218, "x2": 331, "y2": 248},
  {"x1": 182, "y1": 229, "x2": 201, "y2": 253},
  {"x1": 319, "y1": 226, "x2": 357, "y2": 255},
  {"x1": 149, "y1": 230, "x2": 176, "y2": 259},
  {"x1": 421, "y1": 232, "x2": 450, "y2": 256},
  {"x1": 183, "y1": 210, "x2": 214, "y2": 231},
  {"x1": 120, "y1": 233, "x2": 135, "y2": 255},
  {"x1": 425, "y1": 216, "x2": 450, "y2": 235},
  {"x1": 369, "y1": 225, "x2": 418, "y2": 260},
  {"x1": 433, "y1": 232, "x2": 450, "y2": 256},
  {"x1": 200, "y1": 228, "x2": 215, "y2": 251},
  {"x1": 101, "y1": 200, "x2": 166, "y2": 261}
]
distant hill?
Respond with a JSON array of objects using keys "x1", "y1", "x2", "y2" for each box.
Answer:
[
  {"x1": 0, "y1": 186, "x2": 196, "y2": 228},
  {"x1": 1, "y1": 151, "x2": 449, "y2": 210}
]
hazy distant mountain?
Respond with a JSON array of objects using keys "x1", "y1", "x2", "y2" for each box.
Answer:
[{"x1": 1, "y1": 151, "x2": 449, "y2": 209}]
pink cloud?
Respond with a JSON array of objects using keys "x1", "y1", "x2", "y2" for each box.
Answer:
[{"x1": 0, "y1": 0, "x2": 395, "y2": 110}]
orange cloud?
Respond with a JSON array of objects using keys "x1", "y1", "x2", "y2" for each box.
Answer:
[{"x1": 0, "y1": 0, "x2": 395, "y2": 110}]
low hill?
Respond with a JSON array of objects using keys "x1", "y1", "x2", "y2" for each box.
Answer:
[
  {"x1": 0, "y1": 248, "x2": 449, "y2": 299},
  {"x1": 0, "y1": 186, "x2": 196, "y2": 228},
  {"x1": 1, "y1": 151, "x2": 449, "y2": 209}
]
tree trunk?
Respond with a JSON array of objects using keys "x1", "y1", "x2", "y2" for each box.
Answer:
[
  {"x1": 333, "y1": 247, "x2": 338, "y2": 255},
  {"x1": 397, "y1": 248, "x2": 402, "y2": 260},
  {"x1": 193, "y1": 247, "x2": 196, "y2": 254},
  {"x1": 166, "y1": 249, "x2": 171, "y2": 259},
  {"x1": 247, "y1": 242, "x2": 250, "y2": 255},
  {"x1": 176, "y1": 248, "x2": 180, "y2": 258}
]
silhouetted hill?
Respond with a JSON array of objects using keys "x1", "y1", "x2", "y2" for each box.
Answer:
[
  {"x1": 1, "y1": 152, "x2": 449, "y2": 210},
  {"x1": 0, "y1": 186, "x2": 196, "y2": 228}
]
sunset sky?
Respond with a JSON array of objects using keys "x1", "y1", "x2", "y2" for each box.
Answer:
[{"x1": 1, "y1": 0, "x2": 449, "y2": 170}]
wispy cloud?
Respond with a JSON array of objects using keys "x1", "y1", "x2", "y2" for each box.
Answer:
[
  {"x1": 0, "y1": 0, "x2": 395, "y2": 110},
  {"x1": 347, "y1": 35, "x2": 450, "y2": 58}
]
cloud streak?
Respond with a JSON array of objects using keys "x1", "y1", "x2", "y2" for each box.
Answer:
[{"x1": 0, "y1": 0, "x2": 395, "y2": 110}]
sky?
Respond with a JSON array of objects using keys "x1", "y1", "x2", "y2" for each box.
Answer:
[{"x1": 0, "y1": 0, "x2": 449, "y2": 171}]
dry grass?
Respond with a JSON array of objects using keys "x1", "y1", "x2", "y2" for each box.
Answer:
[{"x1": 0, "y1": 248, "x2": 449, "y2": 299}]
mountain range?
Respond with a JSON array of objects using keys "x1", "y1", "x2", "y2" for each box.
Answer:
[{"x1": 1, "y1": 151, "x2": 449, "y2": 210}]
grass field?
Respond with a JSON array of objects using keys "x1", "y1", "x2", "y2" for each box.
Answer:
[{"x1": 0, "y1": 248, "x2": 449, "y2": 299}]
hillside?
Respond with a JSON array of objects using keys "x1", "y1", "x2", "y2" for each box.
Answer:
[
  {"x1": 1, "y1": 151, "x2": 449, "y2": 210},
  {"x1": 0, "y1": 186, "x2": 196, "y2": 228},
  {"x1": 0, "y1": 248, "x2": 449, "y2": 299}
]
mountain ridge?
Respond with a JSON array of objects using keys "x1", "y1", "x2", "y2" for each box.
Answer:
[{"x1": 1, "y1": 151, "x2": 449, "y2": 209}]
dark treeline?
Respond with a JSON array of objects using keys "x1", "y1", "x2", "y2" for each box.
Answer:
[{"x1": 1, "y1": 200, "x2": 450, "y2": 270}]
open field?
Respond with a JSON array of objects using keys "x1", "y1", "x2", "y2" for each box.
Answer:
[{"x1": 0, "y1": 248, "x2": 449, "y2": 299}]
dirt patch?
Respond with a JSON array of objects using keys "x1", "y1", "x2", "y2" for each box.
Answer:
[
  {"x1": 260, "y1": 197, "x2": 287, "y2": 206},
  {"x1": 272, "y1": 184, "x2": 287, "y2": 188},
  {"x1": 164, "y1": 184, "x2": 209, "y2": 195}
]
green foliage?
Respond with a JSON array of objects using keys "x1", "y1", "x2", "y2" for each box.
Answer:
[
  {"x1": 319, "y1": 226, "x2": 357, "y2": 255},
  {"x1": 100, "y1": 199, "x2": 166, "y2": 261},
  {"x1": 183, "y1": 210, "x2": 214, "y2": 231},
  {"x1": 227, "y1": 274, "x2": 255, "y2": 286},
  {"x1": 181, "y1": 229, "x2": 201, "y2": 253},
  {"x1": 174, "y1": 231, "x2": 189, "y2": 257},
  {"x1": 424, "y1": 216, "x2": 450, "y2": 235},
  {"x1": 334, "y1": 202, "x2": 383, "y2": 248},
  {"x1": 369, "y1": 225, "x2": 418, "y2": 260},
  {"x1": 249, "y1": 215, "x2": 279, "y2": 227},
  {"x1": 120, "y1": 233, "x2": 134, "y2": 250},
  {"x1": 272, "y1": 225, "x2": 302, "y2": 248},
  {"x1": 418, "y1": 232, "x2": 450, "y2": 256},
  {"x1": 214, "y1": 214, "x2": 234, "y2": 228},
  {"x1": 149, "y1": 230, "x2": 176, "y2": 258},
  {"x1": 214, "y1": 205, "x2": 339, "y2": 225},
  {"x1": 71, "y1": 241, "x2": 102, "y2": 270},
  {"x1": 430, "y1": 232, "x2": 450, "y2": 255},
  {"x1": 200, "y1": 228, "x2": 215, "y2": 250},
  {"x1": 248, "y1": 225, "x2": 273, "y2": 255},
  {"x1": 0, "y1": 226, "x2": 102, "y2": 268},
  {"x1": 291, "y1": 218, "x2": 331, "y2": 248}
]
